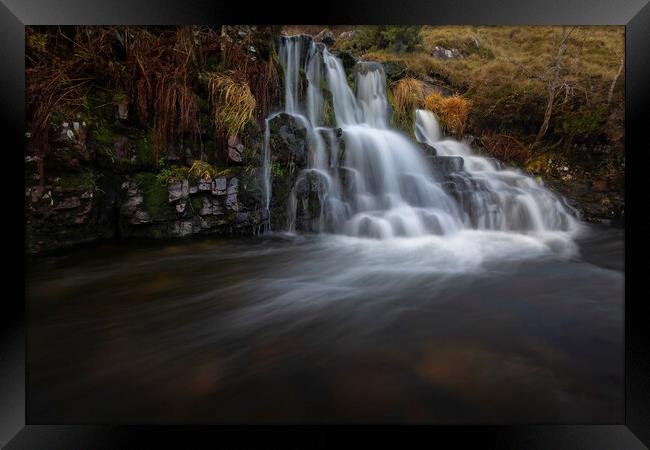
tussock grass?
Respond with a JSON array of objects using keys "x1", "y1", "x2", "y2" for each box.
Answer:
[
  {"x1": 424, "y1": 92, "x2": 472, "y2": 137},
  {"x1": 188, "y1": 159, "x2": 217, "y2": 180},
  {"x1": 207, "y1": 73, "x2": 256, "y2": 140},
  {"x1": 391, "y1": 77, "x2": 424, "y2": 126}
]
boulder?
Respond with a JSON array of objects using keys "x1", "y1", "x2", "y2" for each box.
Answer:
[
  {"x1": 431, "y1": 46, "x2": 463, "y2": 60},
  {"x1": 314, "y1": 29, "x2": 336, "y2": 46},
  {"x1": 338, "y1": 30, "x2": 359, "y2": 41}
]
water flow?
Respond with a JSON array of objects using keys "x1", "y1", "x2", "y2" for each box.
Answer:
[{"x1": 265, "y1": 35, "x2": 580, "y2": 242}]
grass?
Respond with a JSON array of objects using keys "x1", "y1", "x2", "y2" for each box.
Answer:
[
  {"x1": 391, "y1": 78, "x2": 424, "y2": 127},
  {"x1": 206, "y1": 73, "x2": 256, "y2": 140},
  {"x1": 424, "y1": 92, "x2": 472, "y2": 136}
]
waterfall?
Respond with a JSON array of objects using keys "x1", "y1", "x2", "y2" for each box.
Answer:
[{"x1": 263, "y1": 35, "x2": 580, "y2": 240}]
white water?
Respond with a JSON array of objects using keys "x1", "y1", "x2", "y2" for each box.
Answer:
[{"x1": 264, "y1": 35, "x2": 581, "y2": 259}]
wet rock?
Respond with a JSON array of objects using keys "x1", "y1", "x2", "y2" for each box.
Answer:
[
  {"x1": 176, "y1": 200, "x2": 186, "y2": 213},
  {"x1": 226, "y1": 178, "x2": 239, "y2": 211},
  {"x1": 337, "y1": 51, "x2": 357, "y2": 74},
  {"x1": 269, "y1": 113, "x2": 309, "y2": 168},
  {"x1": 429, "y1": 155, "x2": 465, "y2": 175},
  {"x1": 420, "y1": 142, "x2": 437, "y2": 157},
  {"x1": 173, "y1": 220, "x2": 193, "y2": 237}
]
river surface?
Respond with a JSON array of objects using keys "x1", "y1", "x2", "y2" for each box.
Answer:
[{"x1": 26, "y1": 224, "x2": 624, "y2": 423}]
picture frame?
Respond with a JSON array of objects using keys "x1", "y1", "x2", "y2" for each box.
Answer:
[{"x1": 2, "y1": 0, "x2": 647, "y2": 447}]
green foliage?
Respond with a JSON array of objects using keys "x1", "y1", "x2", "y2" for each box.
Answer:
[
  {"x1": 271, "y1": 162, "x2": 286, "y2": 178},
  {"x1": 558, "y1": 104, "x2": 608, "y2": 139},
  {"x1": 352, "y1": 26, "x2": 422, "y2": 53},
  {"x1": 135, "y1": 132, "x2": 155, "y2": 167},
  {"x1": 135, "y1": 173, "x2": 169, "y2": 217}
]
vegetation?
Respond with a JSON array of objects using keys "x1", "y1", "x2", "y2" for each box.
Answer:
[
  {"x1": 423, "y1": 92, "x2": 472, "y2": 136},
  {"x1": 391, "y1": 78, "x2": 424, "y2": 127},
  {"x1": 206, "y1": 73, "x2": 256, "y2": 142}
]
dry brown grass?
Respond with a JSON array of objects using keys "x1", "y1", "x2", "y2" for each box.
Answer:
[
  {"x1": 207, "y1": 73, "x2": 256, "y2": 140},
  {"x1": 424, "y1": 92, "x2": 472, "y2": 136},
  {"x1": 391, "y1": 77, "x2": 424, "y2": 126}
]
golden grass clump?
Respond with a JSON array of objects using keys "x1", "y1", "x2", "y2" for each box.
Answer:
[
  {"x1": 207, "y1": 73, "x2": 256, "y2": 140},
  {"x1": 424, "y1": 92, "x2": 472, "y2": 136},
  {"x1": 188, "y1": 160, "x2": 217, "y2": 180},
  {"x1": 391, "y1": 77, "x2": 424, "y2": 126}
]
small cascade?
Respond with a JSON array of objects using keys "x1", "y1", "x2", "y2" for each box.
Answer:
[{"x1": 261, "y1": 34, "x2": 580, "y2": 240}]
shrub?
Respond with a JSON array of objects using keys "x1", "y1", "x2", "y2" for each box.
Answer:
[
  {"x1": 480, "y1": 133, "x2": 531, "y2": 164},
  {"x1": 350, "y1": 26, "x2": 422, "y2": 53},
  {"x1": 424, "y1": 92, "x2": 472, "y2": 136}
]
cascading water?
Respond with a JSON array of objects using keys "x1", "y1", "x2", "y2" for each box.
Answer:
[{"x1": 263, "y1": 35, "x2": 581, "y2": 243}]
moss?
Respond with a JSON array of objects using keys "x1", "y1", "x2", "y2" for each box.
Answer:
[
  {"x1": 190, "y1": 196, "x2": 203, "y2": 212},
  {"x1": 271, "y1": 162, "x2": 286, "y2": 178},
  {"x1": 135, "y1": 131, "x2": 155, "y2": 167},
  {"x1": 56, "y1": 170, "x2": 95, "y2": 190},
  {"x1": 135, "y1": 172, "x2": 171, "y2": 218}
]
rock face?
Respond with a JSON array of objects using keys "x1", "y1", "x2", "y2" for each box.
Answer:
[
  {"x1": 265, "y1": 113, "x2": 308, "y2": 229},
  {"x1": 116, "y1": 173, "x2": 266, "y2": 240}
]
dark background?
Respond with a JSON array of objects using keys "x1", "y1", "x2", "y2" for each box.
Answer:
[{"x1": 2, "y1": 0, "x2": 648, "y2": 447}]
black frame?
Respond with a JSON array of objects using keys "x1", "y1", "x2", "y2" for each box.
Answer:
[{"x1": 2, "y1": 0, "x2": 648, "y2": 447}]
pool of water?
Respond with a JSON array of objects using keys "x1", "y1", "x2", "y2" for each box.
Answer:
[{"x1": 26, "y1": 224, "x2": 624, "y2": 423}]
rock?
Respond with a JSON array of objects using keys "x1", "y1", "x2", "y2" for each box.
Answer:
[
  {"x1": 131, "y1": 210, "x2": 151, "y2": 224},
  {"x1": 314, "y1": 28, "x2": 336, "y2": 46},
  {"x1": 198, "y1": 179, "x2": 212, "y2": 191},
  {"x1": 381, "y1": 60, "x2": 407, "y2": 83},
  {"x1": 53, "y1": 197, "x2": 81, "y2": 210},
  {"x1": 227, "y1": 135, "x2": 244, "y2": 163},
  {"x1": 173, "y1": 220, "x2": 193, "y2": 237},
  {"x1": 212, "y1": 177, "x2": 227, "y2": 196},
  {"x1": 113, "y1": 135, "x2": 129, "y2": 158},
  {"x1": 431, "y1": 46, "x2": 463, "y2": 60},
  {"x1": 168, "y1": 180, "x2": 189, "y2": 202},
  {"x1": 228, "y1": 146, "x2": 243, "y2": 163},
  {"x1": 269, "y1": 113, "x2": 309, "y2": 168},
  {"x1": 189, "y1": 184, "x2": 198, "y2": 194},
  {"x1": 168, "y1": 182, "x2": 183, "y2": 202},
  {"x1": 199, "y1": 196, "x2": 214, "y2": 215},
  {"x1": 429, "y1": 155, "x2": 465, "y2": 175},
  {"x1": 420, "y1": 142, "x2": 437, "y2": 157},
  {"x1": 337, "y1": 51, "x2": 357, "y2": 73},
  {"x1": 116, "y1": 101, "x2": 128, "y2": 120},
  {"x1": 338, "y1": 30, "x2": 359, "y2": 41},
  {"x1": 226, "y1": 178, "x2": 239, "y2": 211},
  {"x1": 81, "y1": 191, "x2": 93, "y2": 199},
  {"x1": 176, "y1": 200, "x2": 186, "y2": 213}
]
